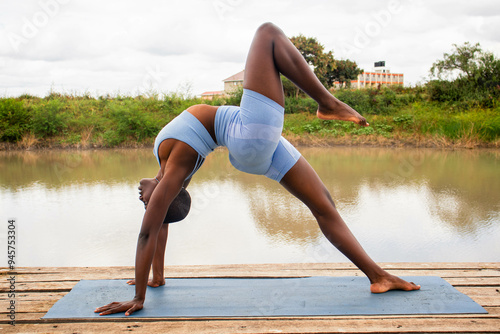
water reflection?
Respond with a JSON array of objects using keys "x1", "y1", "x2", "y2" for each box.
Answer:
[
  {"x1": 302, "y1": 147, "x2": 500, "y2": 237},
  {"x1": 0, "y1": 149, "x2": 157, "y2": 188},
  {"x1": 0, "y1": 147, "x2": 498, "y2": 266}
]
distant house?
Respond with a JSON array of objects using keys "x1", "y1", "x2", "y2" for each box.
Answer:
[
  {"x1": 200, "y1": 91, "x2": 224, "y2": 100},
  {"x1": 223, "y1": 70, "x2": 244, "y2": 93},
  {"x1": 200, "y1": 70, "x2": 245, "y2": 100}
]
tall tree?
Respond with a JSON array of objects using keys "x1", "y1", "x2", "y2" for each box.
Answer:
[
  {"x1": 430, "y1": 42, "x2": 499, "y2": 82},
  {"x1": 428, "y1": 42, "x2": 500, "y2": 104},
  {"x1": 287, "y1": 35, "x2": 335, "y2": 96},
  {"x1": 326, "y1": 59, "x2": 363, "y2": 88},
  {"x1": 286, "y1": 34, "x2": 363, "y2": 94}
]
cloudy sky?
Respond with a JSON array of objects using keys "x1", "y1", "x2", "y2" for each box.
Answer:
[{"x1": 1, "y1": 0, "x2": 499, "y2": 97}]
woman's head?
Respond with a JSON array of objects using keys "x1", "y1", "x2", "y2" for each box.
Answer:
[
  {"x1": 138, "y1": 177, "x2": 191, "y2": 223},
  {"x1": 163, "y1": 187, "x2": 191, "y2": 223}
]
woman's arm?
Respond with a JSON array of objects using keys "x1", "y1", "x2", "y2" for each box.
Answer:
[
  {"x1": 127, "y1": 223, "x2": 168, "y2": 287},
  {"x1": 133, "y1": 174, "x2": 183, "y2": 300},
  {"x1": 95, "y1": 170, "x2": 185, "y2": 316}
]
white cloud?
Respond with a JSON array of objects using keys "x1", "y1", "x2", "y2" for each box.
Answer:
[{"x1": 0, "y1": 0, "x2": 499, "y2": 96}]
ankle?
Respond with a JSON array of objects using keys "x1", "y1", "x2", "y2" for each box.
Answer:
[
  {"x1": 317, "y1": 94, "x2": 340, "y2": 111},
  {"x1": 365, "y1": 267, "x2": 389, "y2": 284},
  {"x1": 152, "y1": 271, "x2": 164, "y2": 281}
]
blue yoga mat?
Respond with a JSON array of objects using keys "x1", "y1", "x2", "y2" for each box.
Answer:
[{"x1": 43, "y1": 276, "x2": 487, "y2": 318}]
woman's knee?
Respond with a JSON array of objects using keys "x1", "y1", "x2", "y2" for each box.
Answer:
[
  {"x1": 309, "y1": 186, "x2": 337, "y2": 219},
  {"x1": 255, "y1": 22, "x2": 282, "y2": 38}
]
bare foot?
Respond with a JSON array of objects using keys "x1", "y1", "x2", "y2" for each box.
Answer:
[
  {"x1": 138, "y1": 178, "x2": 159, "y2": 209},
  {"x1": 370, "y1": 273, "x2": 421, "y2": 293},
  {"x1": 317, "y1": 98, "x2": 369, "y2": 127},
  {"x1": 127, "y1": 278, "x2": 166, "y2": 288}
]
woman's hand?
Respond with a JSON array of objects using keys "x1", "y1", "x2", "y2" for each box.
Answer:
[{"x1": 94, "y1": 299, "x2": 144, "y2": 316}]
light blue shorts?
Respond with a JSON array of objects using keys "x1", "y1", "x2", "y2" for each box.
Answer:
[{"x1": 215, "y1": 89, "x2": 301, "y2": 181}]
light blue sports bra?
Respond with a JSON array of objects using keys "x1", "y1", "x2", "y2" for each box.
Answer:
[{"x1": 153, "y1": 111, "x2": 218, "y2": 179}]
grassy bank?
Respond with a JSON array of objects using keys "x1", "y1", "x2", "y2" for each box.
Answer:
[{"x1": 1, "y1": 87, "x2": 499, "y2": 150}]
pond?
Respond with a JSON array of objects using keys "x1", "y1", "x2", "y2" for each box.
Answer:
[{"x1": 0, "y1": 147, "x2": 499, "y2": 267}]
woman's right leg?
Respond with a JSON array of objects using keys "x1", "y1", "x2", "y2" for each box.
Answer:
[
  {"x1": 245, "y1": 23, "x2": 418, "y2": 292},
  {"x1": 280, "y1": 157, "x2": 420, "y2": 293},
  {"x1": 243, "y1": 22, "x2": 368, "y2": 126}
]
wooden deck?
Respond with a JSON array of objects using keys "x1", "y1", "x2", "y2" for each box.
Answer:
[{"x1": 1, "y1": 263, "x2": 499, "y2": 333}]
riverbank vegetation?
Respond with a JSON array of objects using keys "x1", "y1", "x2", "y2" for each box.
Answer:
[
  {"x1": 1, "y1": 42, "x2": 499, "y2": 150},
  {"x1": 0, "y1": 85, "x2": 497, "y2": 150}
]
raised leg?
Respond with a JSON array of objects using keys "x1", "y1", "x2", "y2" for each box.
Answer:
[
  {"x1": 243, "y1": 22, "x2": 368, "y2": 126},
  {"x1": 280, "y1": 157, "x2": 420, "y2": 293}
]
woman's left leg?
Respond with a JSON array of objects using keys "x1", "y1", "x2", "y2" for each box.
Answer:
[
  {"x1": 280, "y1": 156, "x2": 420, "y2": 293},
  {"x1": 243, "y1": 22, "x2": 368, "y2": 126}
]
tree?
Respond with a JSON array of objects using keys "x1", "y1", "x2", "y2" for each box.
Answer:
[
  {"x1": 285, "y1": 34, "x2": 363, "y2": 95},
  {"x1": 326, "y1": 59, "x2": 364, "y2": 88},
  {"x1": 286, "y1": 35, "x2": 336, "y2": 97},
  {"x1": 290, "y1": 35, "x2": 332, "y2": 86},
  {"x1": 430, "y1": 42, "x2": 499, "y2": 83},
  {"x1": 428, "y1": 42, "x2": 500, "y2": 104}
]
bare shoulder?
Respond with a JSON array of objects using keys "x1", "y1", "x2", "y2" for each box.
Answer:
[
  {"x1": 187, "y1": 104, "x2": 219, "y2": 115},
  {"x1": 158, "y1": 139, "x2": 199, "y2": 178},
  {"x1": 186, "y1": 104, "x2": 218, "y2": 141}
]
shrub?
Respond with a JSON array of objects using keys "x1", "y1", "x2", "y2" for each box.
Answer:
[
  {"x1": 107, "y1": 100, "x2": 159, "y2": 143},
  {"x1": 427, "y1": 80, "x2": 463, "y2": 103},
  {"x1": 393, "y1": 114, "x2": 415, "y2": 130},
  {"x1": 0, "y1": 98, "x2": 30, "y2": 142},
  {"x1": 224, "y1": 87, "x2": 244, "y2": 106},
  {"x1": 301, "y1": 120, "x2": 323, "y2": 133},
  {"x1": 32, "y1": 99, "x2": 68, "y2": 137},
  {"x1": 334, "y1": 89, "x2": 373, "y2": 114},
  {"x1": 479, "y1": 114, "x2": 500, "y2": 141},
  {"x1": 285, "y1": 96, "x2": 317, "y2": 114}
]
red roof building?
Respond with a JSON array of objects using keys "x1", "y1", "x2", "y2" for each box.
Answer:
[{"x1": 223, "y1": 70, "x2": 244, "y2": 93}]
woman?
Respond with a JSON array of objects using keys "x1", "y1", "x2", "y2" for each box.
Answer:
[{"x1": 95, "y1": 22, "x2": 420, "y2": 316}]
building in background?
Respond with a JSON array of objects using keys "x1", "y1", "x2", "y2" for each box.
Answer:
[
  {"x1": 203, "y1": 63, "x2": 401, "y2": 99},
  {"x1": 349, "y1": 61, "x2": 404, "y2": 89},
  {"x1": 200, "y1": 90, "x2": 224, "y2": 100},
  {"x1": 223, "y1": 70, "x2": 244, "y2": 93},
  {"x1": 200, "y1": 70, "x2": 244, "y2": 100}
]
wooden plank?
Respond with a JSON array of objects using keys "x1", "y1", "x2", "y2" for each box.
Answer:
[
  {"x1": 0, "y1": 292, "x2": 67, "y2": 302},
  {"x1": 465, "y1": 296, "x2": 500, "y2": 307},
  {"x1": 378, "y1": 262, "x2": 500, "y2": 270},
  {"x1": 446, "y1": 277, "x2": 500, "y2": 286},
  {"x1": 2, "y1": 317, "x2": 500, "y2": 334},
  {"x1": 2, "y1": 264, "x2": 497, "y2": 276},
  {"x1": 0, "y1": 281, "x2": 78, "y2": 292},
  {"x1": 2, "y1": 262, "x2": 499, "y2": 275},
  {"x1": 456, "y1": 287, "x2": 500, "y2": 297}
]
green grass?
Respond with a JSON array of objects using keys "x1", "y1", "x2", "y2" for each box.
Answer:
[{"x1": 0, "y1": 86, "x2": 499, "y2": 149}]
